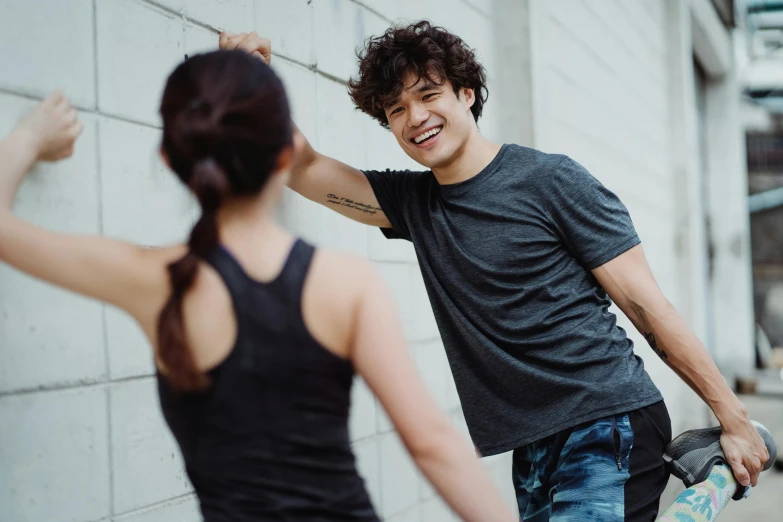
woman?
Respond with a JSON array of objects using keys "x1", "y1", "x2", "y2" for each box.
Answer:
[{"x1": 0, "y1": 51, "x2": 514, "y2": 521}]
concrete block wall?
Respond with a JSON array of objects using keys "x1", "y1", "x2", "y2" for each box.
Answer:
[{"x1": 0, "y1": 1, "x2": 513, "y2": 521}]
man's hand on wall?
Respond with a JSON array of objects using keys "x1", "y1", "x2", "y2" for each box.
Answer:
[{"x1": 219, "y1": 31, "x2": 272, "y2": 65}]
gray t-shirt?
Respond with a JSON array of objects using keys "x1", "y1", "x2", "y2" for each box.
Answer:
[{"x1": 364, "y1": 144, "x2": 662, "y2": 456}]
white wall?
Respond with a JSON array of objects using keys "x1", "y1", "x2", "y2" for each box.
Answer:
[{"x1": 0, "y1": 1, "x2": 512, "y2": 521}]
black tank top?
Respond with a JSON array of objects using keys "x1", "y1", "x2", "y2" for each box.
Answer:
[{"x1": 157, "y1": 239, "x2": 379, "y2": 521}]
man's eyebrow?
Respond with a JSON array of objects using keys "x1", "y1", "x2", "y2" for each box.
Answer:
[
  {"x1": 415, "y1": 80, "x2": 440, "y2": 92},
  {"x1": 384, "y1": 80, "x2": 443, "y2": 110}
]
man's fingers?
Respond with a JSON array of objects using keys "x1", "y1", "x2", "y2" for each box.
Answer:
[
  {"x1": 224, "y1": 32, "x2": 248, "y2": 51},
  {"x1": 238, "y1": 33, "x2": 271, "y2": 62},
  {"x1": 219, "y1": 31, "x2": 233, "y2": 49},
  {"x1": 218, "y1": 31, "x2": 271, "y2": 63},
  {"x1": 749, "y1": 456, "x2": 763, "y2": 486},
  {"x1": 237, "y1": 35, "x2": 259, "y2": 52},
  {"x1": 729, "y1": 457, "x2": 751, "y2": 487},
  {"x1": 238, "y1": 37, "x2": 261, "y2": 55},
  {"x1": 761, "y1": 447, "x2": 770, "y2": 464}
]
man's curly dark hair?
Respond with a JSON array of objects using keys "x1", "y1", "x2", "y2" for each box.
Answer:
[{"x1": 348, "y1": 20, "x2": 488, "y2": 129}]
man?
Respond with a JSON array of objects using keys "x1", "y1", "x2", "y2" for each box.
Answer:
[{"x1": 219, "y1": 21, "x2": 767, "y2": 521}]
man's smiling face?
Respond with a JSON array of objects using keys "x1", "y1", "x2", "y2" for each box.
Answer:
[{"x1": 384, "y1": 72, "x2": 477, "y2": 170}]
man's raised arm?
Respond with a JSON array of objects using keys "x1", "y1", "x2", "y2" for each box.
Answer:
[{"x1": 219, "y1": 31, "x2": 391, "y2": 228}]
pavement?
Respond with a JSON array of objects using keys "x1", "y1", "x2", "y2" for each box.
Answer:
[{"x1": 720, "y1": 467, "x2": 783, "y2": 520}]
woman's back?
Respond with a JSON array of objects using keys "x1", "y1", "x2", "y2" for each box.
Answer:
[
  {"x1": 0, "y1": 49, "x2": 515, "y2": 522},
  {"x1": 159, "y1": 234, "x2": 378, "y2": 521}
]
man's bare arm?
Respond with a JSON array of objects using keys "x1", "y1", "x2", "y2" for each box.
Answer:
[
  {"x1": 290, "y1": 125, "x2": 391, "y2": 228},
  {"x1": 593, "y1": 244, "x2": 768, "y2": 487},
  {"x1": 219, "y1": 31, "x2": 391, "y2": 228}
]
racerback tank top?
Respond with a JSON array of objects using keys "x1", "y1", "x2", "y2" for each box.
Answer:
[{"x1": 157, "y1": 239, "x2": 379, "y2": 521}]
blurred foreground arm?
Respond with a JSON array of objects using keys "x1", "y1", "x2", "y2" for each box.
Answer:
[
  {"x1": 0, "y1": 92, "x2": 179, "y2": 318},
  {"x1": 350, "y1": 264, "x2": 515, "y2": 522}
]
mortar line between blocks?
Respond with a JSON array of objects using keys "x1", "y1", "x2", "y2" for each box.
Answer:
[
  {"x1": 109, "y1": 0, "x2": 340, "y2": 87},
  {"x1": 139, "y1": 0, "x2": 221, "y2": 33},
  {"x1": 0, "y1": 85, "x2": 163, "y2": 131},
  {"x1": 110, "y1": 492, "x2": 197, "y2": 520},
  {"x1": 274, "y1": 55, "x2": 348, "y2": 87},
  {"x1": 388, "y1": 502, "x2": 420, "y2": 520},
  {"x1": 104, "y1": 316, "x2": 116, "y2": 518},
  {"x1": 92, "y1": 0, "x2": 100, "y2": 110},
  {"x1": 314, "y1": 69, "x2": 349, "y2": 86},
  {"x1": 458, "y1": 0, "x2": 491, "y2": 19},
  {"x1": 347, "y1": 0, "x2": 392, "y2": 24},
  {"x1": 376, "y1": 432, "x2": 384, "y2": 515},
  {"x1": 94, "y1": 122, "x2": 116, "y2": 516},
  {"x1": 128, "y1": 1, "x2": 323, "y2": 76},
  {"x1": 0, "y1": 87, "x2": 139, "y2": 123},
  {"x1": 0, "y1": 374, "x2": 155, "y2": 399}
]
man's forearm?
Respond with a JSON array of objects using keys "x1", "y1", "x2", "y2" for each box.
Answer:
[
  {"x1": 630, "y1": 300, "x2": 748, "y2": 425},
  {"x1": 594, "y1": 247, "x2": 767, "y2": 484}
]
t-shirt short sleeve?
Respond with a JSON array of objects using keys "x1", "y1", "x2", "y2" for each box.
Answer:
[
  {"x1": 544, "y1": 157, "x2": 641, "y2": 270},
  {"x1": 363, "y1": 169, "x2": 422, "y2": 242}
]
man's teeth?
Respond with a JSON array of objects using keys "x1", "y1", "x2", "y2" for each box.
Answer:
[{"x1": 414, "y1": 127, "x2": 442, "y2": 144}]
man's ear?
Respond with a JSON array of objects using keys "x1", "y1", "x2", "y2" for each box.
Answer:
[{"x1": 461, "y1": 87, "x2": 476, "y2": 109}]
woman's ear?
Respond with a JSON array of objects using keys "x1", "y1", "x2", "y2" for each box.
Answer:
[
  {"x1": 159, "y1": 146, "x2": 171, "y2": 169},
  {"x1": 275, "y1": 145, "x2": 295, "y2": 173}
]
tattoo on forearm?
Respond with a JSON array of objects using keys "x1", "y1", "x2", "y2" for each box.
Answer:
[
  {"x1": 326, "y1": 193, "x2": 381, "y2": 215},
  {"x1": 643, "y1": 332, "x2": 668, "y2": 360}
]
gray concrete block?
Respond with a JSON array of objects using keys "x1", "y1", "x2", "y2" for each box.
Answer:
[
  {"x1": 413, "y1": 340, "x2": 449, "y2": 411},
  {"x1": 98, "y1": 116, "x2": 196, "y2": 247},
  {"x1": 312, "y1": 0, "x2": 364, "y2": 81},
  {"x1": 0, "y1": 94, "x2": 105, "y2": 393},
  {"x1": 112, "y1": 495, "x2": 201, "y2": 522},
  {"x1": 419, "y1": 496, "x2": 456, "y2": 522},
  {"x1": 96, "y1": 0, "x2": 185, "y2": 125},
  {"x1": 185, "y1": 0, "x2": 254, "y2": 32},
  {"x1": 110, "y1": 378, "x2": 192, "y2": 515},
  {"x1": 352, "y1": 438, "x2": 382, "y2": 514},
  {"x1": 379, "y1": 432, "x2": 419, "y2": 517},
  {"x1": 350, "y1": 376, "x2": 378, "y2": 442},
  {"x1": 0, "y1": 387, "x2": 110, "y2": 522},
  {"x1": 0, "y1": 0, "x2": 95, "y2": 108},
  {"x1": 184, "y1": 22, "x2": 219, "y2": 57},
  {"x1": 256, "y1": 0, "x2": 315, "y2": 65}
]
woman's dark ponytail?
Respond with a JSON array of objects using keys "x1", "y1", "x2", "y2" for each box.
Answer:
[
  {"x1": 157, "y1": 159, "x2": 229, "y2": 391},
  {"x1": 156, "y1": 50, "x2": 292, "y2": 391}
]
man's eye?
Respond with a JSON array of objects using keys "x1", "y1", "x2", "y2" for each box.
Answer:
[
  {"x1": 390, "y1": 107, "x2": 403, "y2": 115},
  {"x1": 423, "y1": 93, "x2": 437, "y2": 100}
]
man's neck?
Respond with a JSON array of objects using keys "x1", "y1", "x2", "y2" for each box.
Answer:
[{"x1": 430, "y1": 133, "x2": 503, "y2": 185}]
